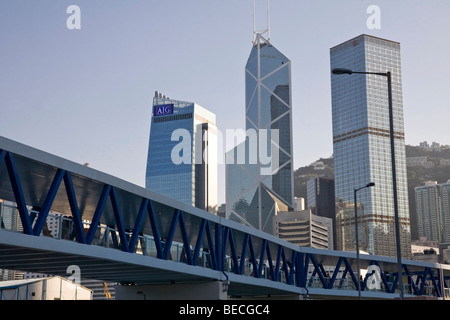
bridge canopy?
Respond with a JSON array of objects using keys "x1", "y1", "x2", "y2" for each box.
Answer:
[{"x1": 1, "y1": 136, "x2": 450, "y2": 300}]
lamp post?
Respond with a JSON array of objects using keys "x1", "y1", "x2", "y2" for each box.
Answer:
[
  {"x1": 332, "y1": 68, "x2": 404, "y2": 299},
  {"x1": 354, "y1": 182, "x2": 375, "y2": 300}
]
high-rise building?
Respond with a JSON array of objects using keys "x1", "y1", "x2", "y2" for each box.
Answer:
[
  {"x1": 293, "y1": 197, "x2": 305, "y2": 211},
  {"x1": 330, "y1": 34, "x2": 411, "y2": 258},
  {"x1": 415, "y1": 181, "x2": 441, "y2": 242},
  {"x1": 306, "y1": 177, "x2": 336, "y2": 249},
  {"x1": 225, "y1": 32, "x2": 294, "y2": 234},
  {"x1": 440, "y1": 180, "x2": 450, "y2": 242},
  {"x1": 307, "y1": 177, "x2": 335, "y2": 217},
  {"x1": 145, "y1": 91, "x2": 218, "y2": 214},
  {"x1": 273, "y1": 209, "x2": 333, "y2": 250},
  {"x1": 415, "y1": 180, "x2": 450, "y2": 243}
]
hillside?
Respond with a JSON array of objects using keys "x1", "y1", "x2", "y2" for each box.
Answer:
[
  {"x1": 293, "y1": 157, "x2": 334, "y2": 201},
  {"x1": 293, "y1": 144, "x2": 450, "y2": 239}
]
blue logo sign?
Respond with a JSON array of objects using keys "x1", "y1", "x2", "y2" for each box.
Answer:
[{"x1": 154, "y1": 104, "x2": 174, "y2": 116}]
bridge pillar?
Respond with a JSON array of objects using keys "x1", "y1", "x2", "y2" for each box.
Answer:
[{"x1": 114, "y1": 281, "x2": 228, "y2": 300}]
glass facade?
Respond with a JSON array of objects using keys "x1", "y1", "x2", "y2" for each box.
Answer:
[
  {"x1": 226, "y1": 34, "x2": 293, "y2": 234},
  {"x1": 415, "y1": 182, "x2": 441, "y2": 242},
  {"x1": 145, "y1": 92, "x2": 218, "y2": 214},
  {"x1": 307, "y1": 177, "x2": 337, "y2": 250},
  {"x1": 441, "y1": 181, "x2": 450, "y2": 243},
  {"x1": 330, "y1": 34, "x2": 411, "y2": 258},
  {"x1": 415, "y1": 180, "x2": 450, "y2": 243}
]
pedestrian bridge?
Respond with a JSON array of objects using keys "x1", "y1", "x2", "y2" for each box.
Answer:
[{"x1": 0, "y1": 136, "x2": 449, "y2": 300}]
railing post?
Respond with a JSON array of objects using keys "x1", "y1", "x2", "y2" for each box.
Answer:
[
  {"x1": 215, "y1": 224, "x2": 222, "y2": 272},
  {"x1": 57, "y1": 214, "x2": 62, "y2": 240},
  {"x1": 106, "y1": 226, "x2": 110, "y2": 248}
]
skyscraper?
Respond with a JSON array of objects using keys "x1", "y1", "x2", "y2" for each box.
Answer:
[
  {"x1": 145, "y1": 91, "x2": 218, "y2": 214},
  {"x1": 307, "y1": 177, "x2": 336, "y2": 249},
  {"x1": 415, "y1": 180, "x2": 450, "y2": 243},
  {"x1": 415, "y1": 181, "x2": 441, "y2": 242},
  {"x1": 273, "y1": 209, "x2": 333, "y2": 250},
  {"x1": 330, "y1": 34, "x2": 411, "y2": 258},
  {"x1": 225, "y1": 32, "x2": 294, "y2": 234},
  {"x1": 440, "y1": 181, "x2": 450, "y2": 243}
]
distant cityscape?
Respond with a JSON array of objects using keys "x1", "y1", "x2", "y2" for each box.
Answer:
[
  {"x1": 1, "y1": 3, "x2": 449, "y2": 301},
  {"x1": 4, "y1": 30, "x2": 450, "y2": 293},
  {"x1": 290, "y1": 140, "x2": 450, "y2": 264},
  {"x1": 143, "y1": 32, "x2": 450, "y2": 266}
]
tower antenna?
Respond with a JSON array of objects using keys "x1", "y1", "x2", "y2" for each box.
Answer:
[
  {"x1": 267, "y1": 0, "x2": 270, "y2": 41},
  {"x1": 253, "y1": 0, "x2": 270, "y2": 44},
  {"x1": 253, "y1": 0, "x2": 255, "y2": 43}
]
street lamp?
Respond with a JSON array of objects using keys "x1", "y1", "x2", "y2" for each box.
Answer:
[
  {"x1": 332, "y1": 68, "x2": 389, "y2": 77},
  {"x1": 332, "y1": 67, "x2": 404, "y2": 299},
  {"x1": 354, "y1": 182, "x2": 375, "y2": 299}
]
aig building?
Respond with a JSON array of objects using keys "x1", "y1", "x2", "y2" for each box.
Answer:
[{"x1": 145, "y1": 91, "x2": 218, "y2": 214}]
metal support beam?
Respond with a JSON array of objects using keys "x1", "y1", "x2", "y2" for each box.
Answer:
[
  {"x1": 0, "y1": 144, "x2": 448, "y2": 299},
  {"x1": 63, "y1": 171, "x2": 86, "y2": 244},
  {"x1": 1, "y1": 151, "x2": 33, "y2": 235},
  {"x1": 33, "y1": 169, "x2": 65, "y2": 236}
]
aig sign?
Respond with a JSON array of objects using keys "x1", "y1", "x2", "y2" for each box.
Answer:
[{"x1": 154, "y1": 104, "x2": 174, "y2": 116}]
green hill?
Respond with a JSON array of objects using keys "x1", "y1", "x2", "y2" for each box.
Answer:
[{"x1": 293, "y1": 157, "x2": 334, "y2": 201}]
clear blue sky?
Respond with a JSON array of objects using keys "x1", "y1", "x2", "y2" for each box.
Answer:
[{"x1": 1, "y1": 0, "x2": 449, "y2": 205}]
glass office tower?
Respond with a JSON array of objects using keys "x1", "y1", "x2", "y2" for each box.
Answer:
[
  {"x1": 330, "y1": 34, "x2": 411, "y2": 258},
  {"x1": 415, "y1": 180, "x2": 450, "y2": 243},
  {"x1": 146, "y1": 91, "x2": 218, "y2": 214},
  {"x1": 415, "y1": 181, "x2": 441, "y2": 242},
  {"x1": 440, "y1": 181, "x2": 450, "y2": 243},
  {"x1": 226, "y1": 33, "x2": 294, "y2": 234}
]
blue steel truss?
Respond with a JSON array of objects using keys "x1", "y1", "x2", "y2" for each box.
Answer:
[{"x1": 0, "y1": 148, "x2": 447, "y2": 298}]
